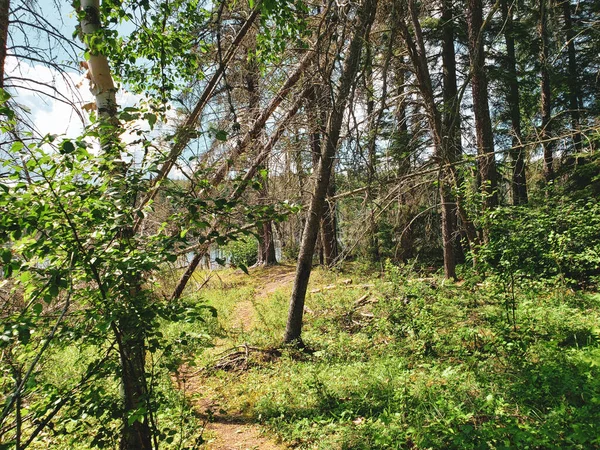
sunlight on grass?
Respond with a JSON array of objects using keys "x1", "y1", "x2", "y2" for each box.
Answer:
[{"x1": 189, "y1": 263, "x2": 600, "y2": 449}]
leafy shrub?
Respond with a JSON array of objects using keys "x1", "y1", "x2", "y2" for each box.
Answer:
[
  {"x1": 225, "y1": 236, "x2": 258, "y2": 267},
  {"x1": 480, "y1": 200, "x2": 600, "y2": 285}
]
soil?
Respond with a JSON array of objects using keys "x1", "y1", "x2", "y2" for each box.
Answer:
[{"x1": 183, "y1": 265, "x2": 296, "y2": 449}]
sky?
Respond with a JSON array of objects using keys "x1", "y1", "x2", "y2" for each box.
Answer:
[
  {"x1": 2, "y1": 0, "x2": 192, "y2": 179},
  {"x1": 5, "y1": 55, "x2": 92, "y2": 138},
  {"x1": 4, "y1": 0, "x2": 147, "y2": 141}
]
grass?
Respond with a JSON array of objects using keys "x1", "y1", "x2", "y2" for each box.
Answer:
[
  {"x1": 8, "y1": 262, "x2": 599, "y2": 449},
  {"x1": 190, "y1": 262, "x2": 600, "y2": 449}
]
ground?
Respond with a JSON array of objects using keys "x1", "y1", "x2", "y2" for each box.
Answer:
[
  {"x1": 182, "y1": 264, "x2": 297, "y2": 449},
  {"x1": 173, "y1": 264, "x2": 600, "y2": 450}
]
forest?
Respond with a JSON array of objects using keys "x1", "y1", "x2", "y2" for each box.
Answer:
[{"x1": 0, "y1": 0, "x2": 599, "y2": 448}]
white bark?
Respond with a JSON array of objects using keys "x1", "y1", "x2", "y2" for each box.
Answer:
[{"x1": 80, "y1": 0, "x2": 117, "y2": 120}]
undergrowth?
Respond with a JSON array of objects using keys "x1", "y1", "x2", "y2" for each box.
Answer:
[{"x1": 195, "y1": 262, "x2": 600, "y2": 449}]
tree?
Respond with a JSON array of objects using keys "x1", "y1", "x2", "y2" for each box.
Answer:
[
  {"x1": 0, "y1": 0, "x2": 277, "y2": 446},
  {"x1": 284, "y1": 0, "x2": 378, "y2": 345},
  {"x1": 307, "y1": 76, "x2": 340, "y2": 267},
  {"x1": 467, "y1": 0, "x2": 499, "y2": 216},
  {"x1": 561, "y1": 0, "x2": 582, "y2": 152},
  {"x1": 539, "y1": 0, "x2": 555, "y2": 183},
  {"x1": 501, "y1": 0, "x2": 528, "y2": 204},
  {"x1": 80, "y1": 1, "x2": 153, "y2": 447},
  {"x1": 398, "y1": 0, "x2": 459, "y2": 279}
]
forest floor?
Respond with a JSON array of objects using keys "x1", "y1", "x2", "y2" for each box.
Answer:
[
  {"x1": 182, "y1": 265, "x2": 297, "y2": 449},
  {"x1": 177, "y1": 263, "x2": 600, "y2": 450}
]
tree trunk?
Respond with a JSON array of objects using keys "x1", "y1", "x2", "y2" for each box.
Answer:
[
  {"x1": 501, "y1": 0, "x2": 528, "y2": 205},
  {"x1": 320, "y1": 188, "x2": 339, "y2": 265},
  {"x1": 440, "y1": 0, "x2": 478, "y2": 262},
  {"x1": 258, "y1": 220, "x2": 277, "y2": 265},
  {"x1": 171, "y1": 247, "x2": 207, "y2": 301},
  {"x1": 0, "y1": 0, "x2": 9, "y2": 89},
  {"x1": 562, "y1": 0, "x2": 582, "y2": 152},
  {"x1": 540, "y1": 0, "x2": 554, "y2": 183},
  {"x1": 115, "y1": 326, "x2": 153, "y2": 450},
  {"x1": 284, "y1": 0, "x2": 377, "y2": 345},
  {"x1": 80, "y1": 2, "x2": 152, "y2": 448},
  {"x1": 307, "y1": 82, "x2": 339, "y2": 266},
  {"x1": 467, "y1": 0, "x2": 499, "y2": 214},
  {"x1": 398, "y1": 0, "x2": 456, "y2": 279}
]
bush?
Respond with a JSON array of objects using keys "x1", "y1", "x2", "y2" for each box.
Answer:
[
  {"x1": 225, "y1": 236, "x2": 258, "y2": 267},
  {"x1": 480, "y1": 200, "x2": 600, "y2": 285}
]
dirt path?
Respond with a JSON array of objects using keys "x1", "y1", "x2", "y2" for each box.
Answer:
[
  {"x1": 230, "y1": 265, "x2": 296, "y2": 332},
  {"x1": 185, "y1": 265, "x2": 296, "y2": 449},
  {"x1": 190, "y1": 393, "x2": 285, "y2": 450},
  {"x1": 203, "y1": 422, "x2": 283, "y2": 450}
]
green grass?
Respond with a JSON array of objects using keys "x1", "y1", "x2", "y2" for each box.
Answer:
[
  {"x1": 192, "y1": 263, "x2": 600, "y2": 449},
  {"x1": 12, "y1": 263, "x2": 599, "y2": 449},
  {"x1": 19, "y1": 292, "x2": 217, "y2": 449}
]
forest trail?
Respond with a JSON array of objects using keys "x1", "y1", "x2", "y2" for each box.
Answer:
[
  {"x1": 185, "y1": 265, "x2": 296, "y2": 450},
  {"x1": 229, "y1": 265, "x2": 295, "y2": 332}
]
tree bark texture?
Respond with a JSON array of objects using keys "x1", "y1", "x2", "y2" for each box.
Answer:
[
  {"x1": 0, "y1": 0, "x2": 9, "y2": 89},
  {"x1": 284, "y1": 0, "x2": 378, "y2": 345},
  {"x1": 562, "y1": 0, "x2": 582, "y2": 152},
  {"x1": 80, "y1": 0, "x2": 117, "y2": 121},
  {"x1": 540, "y1": 0, "x2": 555, "y2": 183},
  {"x1": 467, "y1": 0, "x2": 499, "y2": 213}
]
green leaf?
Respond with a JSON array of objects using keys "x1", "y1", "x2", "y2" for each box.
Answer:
[
  {"x1": 0, "y1": 88, "x2": 11, "y2": 102},
  {"x1": 215, "y1": 257, "x2": 227, "y2": 266},
  {"x1": 17, "y1": 326, "x2": 31, "y2": 345},
  {"x1": 61, "y1": 140, "x2": 75, "y2": 154},
  {"x1": 48, "y1": 283, "x2": 59, "y2": 298},
  {"x1": 127, "y1": 407, "x2": 147, "y2": 425},
  {"x1": 144, "y1": 113, "x2": 157, "y2": 129},
  {"x1": 215, "y1": 130, "x2": 228, "y2": 141}
]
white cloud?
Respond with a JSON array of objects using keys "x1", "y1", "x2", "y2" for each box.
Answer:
[
  {"x1": 4, "y1": 56, "x2": 190, "y2": 179},
  {"x1": 4, "y1": 56, "x2": 92, "y2": 138}
]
